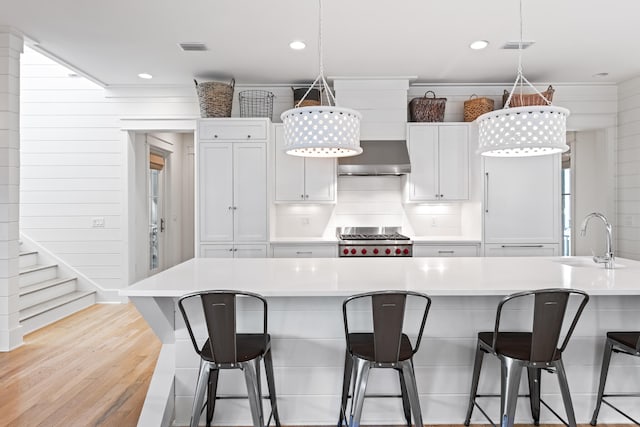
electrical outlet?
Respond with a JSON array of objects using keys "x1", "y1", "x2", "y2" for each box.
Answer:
[{"x1": 92, "y1": 217, "x2": 105, "y2": 228}]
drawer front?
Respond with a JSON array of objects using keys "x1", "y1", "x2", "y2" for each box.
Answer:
[
  {"x1": 484, "y1": 243, "x2": 559, "y2": 257},
  {"x1": 199, "y1": 119, "x2": 268, "y2": 141},
  {"x1": 272, "y1": 245, "x2": 337, "y2": 258},
  {"x1": 413, "y1": 244, "x2": 479, "y2": 257}
]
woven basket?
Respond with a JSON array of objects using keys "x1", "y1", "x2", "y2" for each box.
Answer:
[
  {"x1": 194, "y1": 79, "x2": 235, "y2": 118},
  {"x1": 464, "y1": 95, "x2": 495, "y2": 122},
  {"x1": 503, "y1": 85, "x2": 555, "y2": 108},
  {"x1": 409, "y1": 91, "x2": 446, "y2": 122},
  {"x1": 292, "y1": 87, "x2": 321, "y2": 108}
]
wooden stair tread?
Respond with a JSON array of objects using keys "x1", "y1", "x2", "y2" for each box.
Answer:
[
  {"x1": 19, "y1": 290, "x2": 96, "y2": 321},
  {"x1": 19, "y1": 263, "x2": 57, "y2": 275},
  {"x1": 19, "y1": 277, "x2": 77, "y2": 296}
]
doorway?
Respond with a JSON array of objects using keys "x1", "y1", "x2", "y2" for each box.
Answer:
[{"x1": 127, "y1": 130, "x2": 195, "y2": 283}]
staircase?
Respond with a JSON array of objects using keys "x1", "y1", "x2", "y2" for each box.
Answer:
[{"x1": 19, "y1": 248, "x2": 96, "y2": 334}]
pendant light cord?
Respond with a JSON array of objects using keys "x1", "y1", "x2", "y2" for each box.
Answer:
[
  {"x1": 504, "y1": 0, "x2": 551, "y2": 108},
  {"x1": 294, "y1": 0, "x2": 337, "y2": 107}
]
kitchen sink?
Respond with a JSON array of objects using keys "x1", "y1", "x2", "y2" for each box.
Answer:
[{"x1": 553, "y1": 257, "x2": 625, "y2": 269}]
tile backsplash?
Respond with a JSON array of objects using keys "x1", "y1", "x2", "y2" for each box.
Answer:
[{"x1": 274, "y1": 176, "x2": 481, "y2": 238}]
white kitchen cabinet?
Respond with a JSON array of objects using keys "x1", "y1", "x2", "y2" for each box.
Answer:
[
  {"x1": 482, "y1": 154, "x2": 561, "y2": 256},
  {"x1": 271, "y1": 244, "x2": 337, "y2": 258},
  {"x1": 199, "y1": 118, "x2": 268, "y2": 141},
  {"x1": 406, "y1": 123, "x2": 469, "y2": 201},
  {"x1": 200, "y1": 244, "x2": 268, "y2": 258},
  {"x1": 197, "y1": 119, "x2": 268, "y2": 258},
  {"x1": 413, "y1": 243, "x2": 479, "y2": 257},
  {"x1": 273, "y1": 124, "x2": 336, "y2": 202},
  {"x1": 484, "y1": 243, "x2": 559, "y2": 257}
]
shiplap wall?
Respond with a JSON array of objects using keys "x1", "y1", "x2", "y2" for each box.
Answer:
[
  {"x1": 617, "y1": 76, "x2": 640, "y2": 260},
  {"x1": 0, "y1": 30, "x2": 23, "y2": 351}
]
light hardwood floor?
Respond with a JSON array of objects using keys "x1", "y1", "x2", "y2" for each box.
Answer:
[
  {"x1": 0, "y1": 303, "x2": 628, "y2": 427},
  {"x1": 0, "y1": 303, "x2": 161, "y2": 427}
]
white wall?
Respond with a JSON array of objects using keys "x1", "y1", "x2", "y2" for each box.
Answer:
[{"x1": 617, "y1": 76, "x2": 640, "y2": 260}]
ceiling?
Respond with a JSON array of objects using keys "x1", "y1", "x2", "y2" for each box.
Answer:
[{"x1": 1, "y1": 0, "x2": 638, "y2": 87}]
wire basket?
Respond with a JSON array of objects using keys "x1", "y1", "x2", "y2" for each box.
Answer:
[{"x1": 238, "y1": 90, "x2": 274, "y2": 119}]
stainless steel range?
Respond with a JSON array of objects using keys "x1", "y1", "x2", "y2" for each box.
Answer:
[{"x1": 337, "y1": 227, "x2": 413, "y2": 257}]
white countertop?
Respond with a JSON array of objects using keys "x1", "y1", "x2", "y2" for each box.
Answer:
[
  {"x1": 121, "y1": 256, "x2": 640, "y2": 298},
  {"x1": 411, "y1": 236, "x2": 481, "y2": 244},
  {"x1": 269, "y1": 238, "x2": 338, "y2": 244}
]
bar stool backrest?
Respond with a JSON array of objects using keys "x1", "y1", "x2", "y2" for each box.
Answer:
[
  {"x1": 343, "y1": 291, "x2": 432, "y2": 364},
  {"x1": 178, "y1": 290, "x2": 268, "y2": 364},
  {"x1": 494, "y1": 288, "x2": 589, "y2": 363}
]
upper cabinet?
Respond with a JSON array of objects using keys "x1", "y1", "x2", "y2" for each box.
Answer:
[
  {"x1": 405, "y1": 123, "x2": 469, "y2": 202},
  {"x1": 198, "y1": 119, "x2": 268, "y2": 253},
  {"x1": 198, "y1": 118, "x2": 268, "y2": 141},
  {"x1": 273, "y1": 124, "x2": 336, "y2": 202}
]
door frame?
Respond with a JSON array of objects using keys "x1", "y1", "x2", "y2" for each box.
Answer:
[{"x1": 122, "y1": 119, "x2": 197, "y2": 286}]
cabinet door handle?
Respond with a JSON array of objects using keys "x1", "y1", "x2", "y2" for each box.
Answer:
[
  {"x1": 440, "y1": 194, "x2": 444, "y2": 199},
  {"x1": 233, "y1": 248, "x2": 238, "y2": 252},
  {"x1": 247, "y1": 134, "x2": 252, "y2": 139},
  {"x1": 435, "y1": 194, "x2": 439, "y2": 199},
  {"x1": 484, "y1": 172, "x2": 489, "y2": 213},
  {"x1": 438, "y1": 250, "x2": 455, "y2": 254},
  {"x1": 301, "y1": 194, "x2": 305, "y2": 199},
  {"x1": 228, "y1": 248, "x2": 234, "y2": 252},
  {"x1": 500, "y1": 245, "x2": 544, "y2": 248},
  {"x1": 214, "y1": 134, "x2": 218, "y2": 138},
  {"x1": 296, "y1": 251, "x2": 313, "y2": 255},
  {"x1": 228, "y1": 206, "x2": 233, "y2": 210},
  {"x1": 304, "y1": 194, "x2": 309, "y2": 199}
]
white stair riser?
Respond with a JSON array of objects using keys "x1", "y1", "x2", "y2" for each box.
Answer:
[
  {"x1": 19, "y1": 253, "x2": 38, "y2": 269},
  {"x1": 19, "y1": 280, "x2": 78, "y2": 311},
  {"x1": 19, "y1": 266, "x2": 58, "y2": 287},
  {"x1": 20, "y1": 293, "x2": 96, "y2": 335}
]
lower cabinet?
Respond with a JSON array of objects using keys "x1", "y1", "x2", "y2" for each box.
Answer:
[
  {"x1": 413, "y1": 244, "x2": 479, "y2": 257},
  {"x1": 484, "y1": 243, "x2": 559, "y2": 257},
  {"x1": 200, "y1": 244, "x2": 268, "y2": 258},
  {"x1": 271, "y1": 244, "x2": 337, "y2": 258}
]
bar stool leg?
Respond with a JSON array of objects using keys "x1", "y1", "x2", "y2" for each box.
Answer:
[
  {"x1": 464, "y1": 342, "x2": 485, "y2": 425},
  {"x1": 242, "y1": 361, "x2": 263, "y2": 427},
  {"x1": 555, "y1": 359, "x2": 577, "y2": 427},
  {"x1": 338, "y1": 351, "x2": 353, "y2": 426},
  {"x1": 350, "y1": 358, "x2": 371, "y2": 427},
  {"x1": 590, "y1": 339, "x2": 614, "y2": 425},
  {"x1": 397, "y1": 367, "x2": 412, "y2": 426},
  {"x1": 401, "y1": 360, "x2": 424, "y2": 427},
  {"x1": 191, "y1": 361, "x2": 211, "y2": 427},
  {"x1": 254, "y1": 358, "x2": 264, "y2": 426},
  {"x1": 263, "y1": 348, "x2": 281, "y2": 427},
  {"x1": 527, "y1": 367, "x2": 541, "y2": 426},
  {"x1": 500, "y1": 357, "x2": 523, "y2": 427},
  {"x1": 206, "y1": 369, "x2": 219, "y2": 427}
]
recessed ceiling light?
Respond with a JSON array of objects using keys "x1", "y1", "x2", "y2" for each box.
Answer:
[
  {"x1": 138, "y1": 73, "x2": 153, "y2": 79},
  {"x1": 470, "y1": 40, "x2": 489, "y2": 50},
  {"x1": 289, "y1": 40, "x2": 306, "y2": 50},
  {"x1": 593, "y1": 72, "x2": 609, "y2": 78}
]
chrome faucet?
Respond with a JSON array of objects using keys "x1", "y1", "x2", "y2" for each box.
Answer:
[{"x1": 580, "y1": 212, "x2": 615, "y2": 269}]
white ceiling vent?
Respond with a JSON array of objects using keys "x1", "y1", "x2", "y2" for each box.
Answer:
[
  {"x1": 501, "y1": 40, "x2": 535, "y2": 50},
  {"x1": 178, "y1": 43, "x2": 208, "y2": 52}
]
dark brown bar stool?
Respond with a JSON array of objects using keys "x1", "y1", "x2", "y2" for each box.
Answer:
[
  {"x1": 463, "y1": 288, "x2": 589, "y2": 427},
  {"x1": 590, "y1": 331, "x2": 640, "y2": 424},
  {"x1": 178, "y1": 290, "x2": 281, "y2": 427},
  {"x1": 338, "y1": 290, "x2": 432, "y2": 427}
]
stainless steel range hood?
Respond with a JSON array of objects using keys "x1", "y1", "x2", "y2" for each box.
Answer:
[{"x1": 337, "y1": 140, "x2": 411, "y2": 176}]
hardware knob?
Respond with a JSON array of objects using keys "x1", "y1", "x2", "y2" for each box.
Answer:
[
  {"x1": 395, "y1": 248, "x2": 401, "y2": 255},
  {"x1": 343, "y1": 248, "x2": 349, "y2": 255},
  {"x1": 373, "y1": 248, "x2": 379, "y2": 254},
  {"x1": 361, "y1": 248, "x2": 367, "y2": 255},
  {"x1": 403, "y1": 248, "x2": 409, "y2": 255},
  {"x1": 385, "y1": 248, "x2": 391, "y2": 255},
  {"x1": 351, "y1": 248, "x2": 357, "y2": 255}
]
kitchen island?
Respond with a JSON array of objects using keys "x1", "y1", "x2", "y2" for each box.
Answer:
[{"x1": 122, "y1": 256, "x2": 640, "y2": 426}]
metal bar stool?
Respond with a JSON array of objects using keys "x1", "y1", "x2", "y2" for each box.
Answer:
[
  {"x1": 463, "y1": 288, "x2": 589, "y2": 427},
  {"x1": 178, "y1": 290, "x2": 281, "y2": 427},
  {"x1": 338, "y1": 290, "x2": 432, "y2": 427},
  {"x1": 590, "y1": 331, "x2": 640, "y2": 425}
]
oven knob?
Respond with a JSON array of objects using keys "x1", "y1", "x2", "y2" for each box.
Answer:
[
  {"x1": 395, "y1": 248, "x2": 401, "y2": 255},
  {"x1": 351, "y1": 248, "x2": 357, "y2": 255},
  {"x1": 360, "y1": 248, "x2": 366, "y2": 255},
  {"x1": 373, "y1": 248, "x2": 379, "y2": 254},
  {"x1": 343, "y1": 248, "x2": 349, "y2": 255},
  {"x1": 403, "y1": 248, "x2": 409, "y2": 255},
  {"x1": 385, "y1": 248, "x2": 391, "y2": 255}
]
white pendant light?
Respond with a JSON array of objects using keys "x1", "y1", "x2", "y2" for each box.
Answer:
[
  {"x1": 281, "y1": 0, "x2": 362, "y2": 158},
  {"x1": 476, "y1": 0, "x2": 570, "y2": 157}
]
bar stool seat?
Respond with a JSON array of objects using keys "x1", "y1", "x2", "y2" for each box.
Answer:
[
  {"x1": 590, "y1": 330, "x2": 640, "y2": 425},
  {"x1": 200, "y1": 334, "x2": 268, "y2": 362},
  {"x1": 349, "y1": 332, "x2": 414, "y2": 361},
  {"x1": 464, "y1": 288, "x2": 589, "y2": 427},
  {"x1": 478, "y1": 332, "x2": 563, "y2": 362}
]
